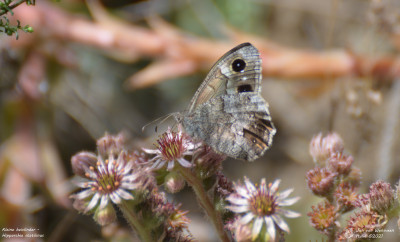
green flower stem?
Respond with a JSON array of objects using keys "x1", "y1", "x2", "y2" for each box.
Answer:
[
  {"x1": 327, "y1": 229, "x2": 337, "y2": 242},
  {"x1": 387, "y1": 203, "x2": 400, "y2": 221},
  {"x1": 118, "y1": 201, "x2": 152, "y2": 242},
  {"x1": 177, "y1": 165, "x2": 230, "y2": 242}
]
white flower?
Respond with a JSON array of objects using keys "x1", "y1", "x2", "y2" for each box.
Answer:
[
  {"x1": 226, "y1": 177, "x2": 301, "y2": 241},
  {"x1": 143, "y1": 127, "x2": 200, "y2": 171},
  {"x1": 71, "y1": 151, "x2": 142, "y2": 213}
]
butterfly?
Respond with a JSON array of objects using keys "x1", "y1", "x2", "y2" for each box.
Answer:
[{"x1": 175, "y1": 43, "x2": 276, "y2": 161}]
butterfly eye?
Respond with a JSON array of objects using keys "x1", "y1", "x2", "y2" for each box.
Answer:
[{"x1": 232, "y1": 59, "x2": 246, "y2": 72}]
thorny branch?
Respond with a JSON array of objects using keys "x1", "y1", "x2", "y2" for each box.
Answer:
[
  {"x1": 0, "y1": 0, "x2": 33, "y2": 16},
  {"x1": 7, "y1": 0, "x2": 400, "y2": 90}
]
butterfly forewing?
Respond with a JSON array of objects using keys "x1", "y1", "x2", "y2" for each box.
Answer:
[
  {"x1": 187, "y1": 43, "x2": 261, "y2": 112},
  {"x1": 221, "y1": 44, "x2": 261, "y2": 95}
]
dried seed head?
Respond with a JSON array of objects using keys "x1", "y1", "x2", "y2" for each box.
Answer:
[
  {"x1": 306, "y1": 167, "x2": 337, "y2": 197},
  {"x1": 334, "y1": 183, "x2": 359, "y2": 213},
  {"x1": 343, "y1": 166, "x2": 362, "y2": 188},
  {"x1": 339, "y1": 210, "x2": 387, "y2": 240},
  {"x1": 327, "y1": 153, "x2": 354, "y2": 176},
  {"x1": 309, "y1": 133, "x2": 344, "y2": 165},
  {"x1": 307, "y1": 201, "x2": 337, "y2": 235},
  {"x1": 369, "y1": 180, "x2": 395, "y2": 214}
]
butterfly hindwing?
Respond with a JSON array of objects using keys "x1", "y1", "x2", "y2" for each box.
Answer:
[{"x1": 182, "y1": 93, "x2": 275, "y2": 161}]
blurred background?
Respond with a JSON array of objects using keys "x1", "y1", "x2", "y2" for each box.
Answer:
[{"x1": 1, "y1": 0, "x2": 400, "y2": 241}]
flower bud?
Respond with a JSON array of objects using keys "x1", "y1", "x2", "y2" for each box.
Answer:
[
  {"x1": 71, "y1": 197, "x2": 88, "y2": 213},
  {"x1": 165, "y1": 172, "x2": 186, "y2": 193},
  {"x1": 94, "y1": 204, "x2": 117, "y2": 226},
  {"x1": 97, "y1": 133, "x2": 125, "y2": 158},
  {"x1": 233, "y1": 223, "x2": 252, "y2": 242},
  {"x1": 71, "y1": 151, "x2": 97, "y2": 177},
  {"x1": 195, "y1": 146, "x2": 226, "y2": 179}
]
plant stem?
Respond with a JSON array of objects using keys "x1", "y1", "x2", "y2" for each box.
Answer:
[
  {"x1": 177, "y1": 165, "x2": 230, "y2": 242},
  {"x1": 0, "y1": 0, "x2": 31, "y2": 16},
  {"x1": 118, "y1": 201, "x2": 152, "y2": 242}
]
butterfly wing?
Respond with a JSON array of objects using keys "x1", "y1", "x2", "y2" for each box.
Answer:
[
  {"x1": 182, "y1": 93, "x2": 275, "y2": 161},
  {"x1": 181, "y1": 42, "x2": 276, "y2": 161},
  {"x1": 187, "y1": 43, "x2": 262, "y2": 112}
]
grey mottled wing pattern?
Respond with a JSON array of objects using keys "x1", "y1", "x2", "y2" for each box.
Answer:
[
  {"x1": 182, "y1": 93, "x2": 275, "y2": 161},
  {"x1": 180, "y1": 43, "x2": 276, "y2": 161}
]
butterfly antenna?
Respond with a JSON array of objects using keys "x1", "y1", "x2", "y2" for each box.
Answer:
[{"x1": 142, "y1": 113, "x2": 178, "y2": 133}]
